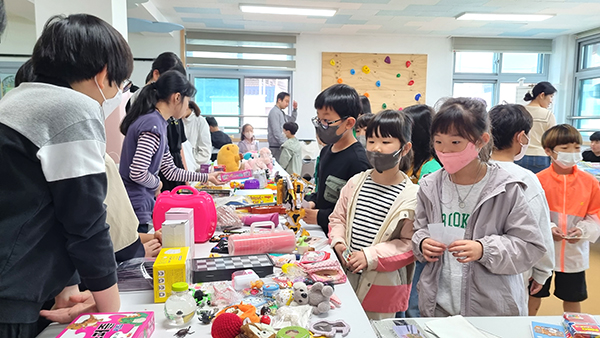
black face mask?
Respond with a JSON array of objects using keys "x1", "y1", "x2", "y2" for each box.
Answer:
[
  {"x1": 315, "y1": 123, "x2": 347, "y2": 145},
  {"x1": 366, "y1": 148, "x2": 403, "y2": 173}
]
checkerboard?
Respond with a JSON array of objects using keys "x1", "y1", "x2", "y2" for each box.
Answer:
[{"x1": 192, "y1": 254, "x2": 274, "y2": 283}]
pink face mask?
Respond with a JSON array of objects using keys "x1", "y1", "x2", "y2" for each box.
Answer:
[{"x1": 436, "y1": 142, "x2": 479, "y2": 174}]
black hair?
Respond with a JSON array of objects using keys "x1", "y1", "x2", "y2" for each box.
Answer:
[
  {"x1": 360, "y1": 95, "x2": 372, "y2": 115},
  {"x1": 590, "y1": 131, "x2": 600, "y2": 142},
  {"x1": 314, "y1": 84, "x2": 361, "y2": 120},
  {"x1": 431, "y1": 97, "x2": 492, "y2": 161},
  {"x1": 524, "y1": 81, "x2": 557, "y2": 101},
  {"x1": 402, "y1": 104, "x2": 435, "y2": 174},
  {"x1": 32, "y1": 14, "x2": 133, "y2": 86},
  {"x1": 276, "y1": 92, "x2": 290, "y2": 102},
  {"x1": 206, "y1": 116, "x2": 218, "y2": 128},
  {"x1": 356, "y1": 113, "x2": 374, "y2": 130},
  {"x1": 149, "y1": 52, "x2": 186, "y2": 81},
  {"x1": 240, "y1": 123, "x2": 254, "y2": 141},
  {"x1": 189, "y1": 101, "x2": 201, "y2": 117},
  {"x1": 283, "y1": 122, "x2": 299, "y2": 135},
  {"x1": 15, "y1": 59, "x2": 35, "y2": 87},
  {"x1": 120, "y1": 70, "x2": 196, "y2": 135},
  {"x1": 489, "y1": 104, "x2": 533, "y2": 151},
  {"x1": 366, "y1": 109, "x2": 413, "y2": 172}
]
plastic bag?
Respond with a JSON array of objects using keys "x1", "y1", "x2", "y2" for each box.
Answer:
[
  {"x1": 116, "y1": 258, "x2": 155, "y2": 292},
  {"x1": 216, "y1": 205, "x2": 243, "y2": 231},
  {"x1": 271, "y1": 305, "x2": 313, "y2": 330}
]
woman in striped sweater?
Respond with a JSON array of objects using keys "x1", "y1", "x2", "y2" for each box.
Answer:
[
  {"x1": 329, "y1": 110, "x2": 419, "y2": 319},
  {"x1": 119, "y1": 71, "x2": 222, "y2": 233}
]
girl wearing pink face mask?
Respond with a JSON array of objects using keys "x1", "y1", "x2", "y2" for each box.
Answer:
[{"x1": 411, "y1": 97, "x2": 546, "y2": 317}]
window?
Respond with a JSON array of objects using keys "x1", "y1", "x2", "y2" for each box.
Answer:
[
  {"x1": 189, "y1": 69, "x2": 291, "y2": 138},
  {"x1": 572, "y1": 35, "x2": 600, "y2": 140},
  {"x1": 452, "y1": 52, "x2": 549, "y2": 108}
]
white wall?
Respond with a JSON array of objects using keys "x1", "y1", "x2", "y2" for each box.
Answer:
[
  {"x1": 127, "y1": 32, "x2": 181, "y2": 86},
  {"x1": 0, "y1": 16, "x2": 36, "y2": 55},
  {"x1": 548, "y1": 35, "x2": 577, "y2": 124},
  {"x1": 293, "y1": 33, "x2": 453, "y2": 139}
]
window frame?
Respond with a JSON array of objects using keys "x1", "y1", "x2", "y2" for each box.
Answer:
[
  {"x1": 452, "y1": 52, "x2": 549, "y2": 106},
  {"x1": 187, "y1": 68, "x2": 293, "y2": 137},
  {"x1": 571, "y1": 34, "x2": 600, "y2": 134}
]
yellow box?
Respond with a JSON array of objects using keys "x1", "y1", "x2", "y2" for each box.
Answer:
[
  {"x1": 153, "y1": 247, "x2": 190, "y2": 303},
  {"x1": 245, "y1": 194, "x2": 274, "y2": 204}
]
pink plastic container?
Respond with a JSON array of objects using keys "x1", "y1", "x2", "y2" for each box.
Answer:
[
  {"x1": 153, "y1": 186, "x2": 216, "y2": 243},
  {"x1": 228, "y1": 222, "x2": 296, "y2": 255}
]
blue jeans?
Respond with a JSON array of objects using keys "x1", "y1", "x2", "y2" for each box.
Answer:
[
  {"x1": 406, "y1": 260, "x2": 425, "y2": 318},
  {"x1": 515, "y1": 155, "x2": 550, "y2": 174}
]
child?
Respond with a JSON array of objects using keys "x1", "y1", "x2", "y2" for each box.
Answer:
[
  {"x1": 582, "y1": 131, "x2": 600, "y2": 162},
  {"x1": 488, "y1": 104, "x2": 555, "y2": 316},
  {"x1": 329, "y1": 110, "x2": 418, "y2": 320},
  {"x1": 412, "y1": 97, "x2": 546, "y2": 317},
  {"x1": 402, "y1": 104, "x2": 442, "y2": 318},
  {"x1": 535, "y1": 124, "x2": 600, "y2": 313},
  {"x1": 238, "y1": 123, "x2": 259, "y2": 154},
  {"x1": 403, "y1": 104, "x2": 442, "y2": 185},
  {"x1": 303, "y1": 84, "x2": 371, "y2": 234},
  {"x1": 355, "y1": 113, "x2": 374, "y2": 148},
  {"x1": 206, "y1": 116, "x2": 233, "y2": 161},
  {"x1": 120, "y1": 71, "x2": 222, "y2": 233},
  {"x1": 279, "y1": 122, "x2": 302, "y2": 175},
  {"x1": 0, "y1": 14, "x2": 132, "y2": 331}
]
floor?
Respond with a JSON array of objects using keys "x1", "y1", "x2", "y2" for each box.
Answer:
[{"x1": 537, "y1": 241, "x2": 600, "y2": 315}]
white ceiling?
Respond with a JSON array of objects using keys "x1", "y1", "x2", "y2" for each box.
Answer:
[{"x1": 8, "y1": 0, "x2": 600, "y2": 38}]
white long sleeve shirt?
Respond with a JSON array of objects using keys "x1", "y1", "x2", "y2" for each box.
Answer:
[{"x1": 183, "y1": 113, "x2": 212, "y2": 167}]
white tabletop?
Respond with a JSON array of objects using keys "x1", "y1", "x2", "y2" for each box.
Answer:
[{"x1": 38, "y1": 222, "x2": 377, "y2": 338}]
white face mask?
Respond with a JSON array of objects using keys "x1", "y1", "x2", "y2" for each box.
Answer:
[
  {"x1": 514, "y1": 134, "x2": 530, "y2": 161},
  {"x1": 95, "y1": 77, "x2": 123, "y2": 120},
  {"x1": 553, "y1": 151, "x2": 582, "y2": 169},
  {"x1": 244, "y1": 132, "x2": 254, "y2": 140}
]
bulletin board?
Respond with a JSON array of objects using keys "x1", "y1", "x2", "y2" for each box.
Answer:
[{"x1": 321, "y1": 52, "x2": 428, "y2": 112}]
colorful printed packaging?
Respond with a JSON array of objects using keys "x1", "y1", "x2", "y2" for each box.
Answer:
[
  {"x1": 563, "y1": 312, "x2": 600, "y2": 338},
  {"x1": 57, "y1": 312, "x2": 154, "y2": 338}
]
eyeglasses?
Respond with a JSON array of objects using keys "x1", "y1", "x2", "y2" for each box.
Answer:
[
  {"x1": 311, "y1": 116, "x2": 347, "y2": 130},
  {"x1": 122, "y1": 80, "x2": 133, "y2": 93}
]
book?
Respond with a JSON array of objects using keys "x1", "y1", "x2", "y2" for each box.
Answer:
[
  {"x1": 57, "y1": 312, "x2": 154, "y2": 338},
  {"x1": 531, "y1": 321, "x2": 566, "y2": 338}
]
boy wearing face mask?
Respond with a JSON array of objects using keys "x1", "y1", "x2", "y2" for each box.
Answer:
[
  {"x1": 488, "y1": 104, "x2": 554, "y2": 316},
  {"x1": 304, "y1": 84, "x2": 371, "y2": 233},
  {"x1": 536, "y1": 124, "x2": 600, "y2": 313}
]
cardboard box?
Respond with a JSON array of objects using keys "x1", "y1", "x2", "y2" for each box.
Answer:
[
  {"x1": 164, "y1": 208, "x2": 195, "y2": 257},
  {"x1": 153, "y1": 247, "x2": 190, "y2": 303},
  {"x1": 56, "y1": 312, "x2": 154, "y2": 338}
]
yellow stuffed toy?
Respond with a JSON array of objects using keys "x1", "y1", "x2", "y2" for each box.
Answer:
[{"x1": 217, "y1": 144, "x2": 241, "y2": 172}]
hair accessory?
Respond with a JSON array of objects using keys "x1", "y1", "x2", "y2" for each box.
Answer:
[{"x1": 310, "y1": 320, "x2": 351, "y2": 337}]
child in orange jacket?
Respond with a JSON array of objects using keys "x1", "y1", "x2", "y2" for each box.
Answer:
[{"x1": 535, "y1": 124, "x2": 600, "y2": 313}]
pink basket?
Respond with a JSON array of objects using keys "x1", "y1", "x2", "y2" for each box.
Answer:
[
  {"x1": 153, "y1": 185, "x2": 216, "y2": 243},
  {"x1": 228, "y1": 222, "x2": 296, "y2": 255}
]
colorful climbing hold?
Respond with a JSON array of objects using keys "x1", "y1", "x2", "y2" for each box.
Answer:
[
  {"x1": 396, "y1": 73, "x2": 401, "y2": 78},
  {"x1": 362, "y1": 65, "x2": 371, "y2": 74},
  {"x1": 415, "y1": 93, "x2": 422, "y2": 101},
  {"x1": 406, "y1": 60, "x2": 412, "y2": 68},
  {"x1": 376, "y1": 80, "x2": 381, "y2": 87},
  {"x1": 364, "y1": 92, "x2": 370, "y2": 98},
  {"x1": 330, "y1": 59, "x2": 336, "y2": 66},
  {"x1": 350, "y1": 69, "x2": 356, "y2": 75},
  {"x1": 337, "y1": 78, "x2": 343, "y2": 84},
  {"x1": 384, "y1": 56, "x2": 391, "y2": 64},
  {"x1": 408, "y1": 80, "x2": 415, "y2": 86},
  {"x1": 382, "y1": 103, "x2": 387, "y2": 109}
]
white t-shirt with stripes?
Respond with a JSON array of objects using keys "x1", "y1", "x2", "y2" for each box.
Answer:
[{"x1": 349, "y1": 174, "x2": 406, "y2": 252}]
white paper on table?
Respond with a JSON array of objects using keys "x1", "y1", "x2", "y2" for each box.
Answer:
[{"x1": 425, "y1": 315, "x2": 487, "y2": 338}]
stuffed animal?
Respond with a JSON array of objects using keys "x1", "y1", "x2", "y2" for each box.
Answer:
[
  {"x1": 244, "y1": 152, "x2": 268, "y2": 171},
  {"x1": 218, "y1": 144, "x2": 241, "y2": 172},
  {"x1": 292, "y1": 282, "x2": 333, "y2": 315},
  {"x1": 259, "y1": 148, "x2": 274, "y2": 171},
  {"x1": 236, "y1": 322, "x2": 276, "y2": 338},
  {"x1": 211, "y1": 313, "x2": 243, "y2": 338}
]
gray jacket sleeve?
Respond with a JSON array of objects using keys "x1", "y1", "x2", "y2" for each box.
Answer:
[
  {"x1": 412, "y1": 187, "x2": 432, "y2": 263},
  {"x1": 478, "y1": 183, "x2": 546, "y2": 275},
  {"x1": 268, "y1": 108, "x2": 287, "y2": 147},
  {"x1": 285, "y1": 108, "x2": 298, "y2": 123}
]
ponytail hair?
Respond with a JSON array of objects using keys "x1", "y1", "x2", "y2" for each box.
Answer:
[
  {"x1": 524, "y1": 81, "x2": 557, "y2": 101},
  {"x1": 120, "y1": 70, "x2": 196, "y2": 135}
]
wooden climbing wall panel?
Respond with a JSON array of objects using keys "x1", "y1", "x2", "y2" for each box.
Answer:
[{"x1": 321, "y1": 52, "x2": 428, "y2": 112}]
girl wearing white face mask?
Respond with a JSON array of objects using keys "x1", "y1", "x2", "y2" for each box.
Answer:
[
  {"x1": 119, "y1": 71, "x2": 223, "y2": 233},
  {"x1": 329, "y1": 110, "x2": 418, "y2": 319},
  {"x1": 238, "y1": 123, "x2": 259, "y2": 154},
  {"x1": 536, "y1": 124, "x2": 600, "y2": 314},
  {"x1": 412, "y1": 98, "x2": 546, "y2": 317}
]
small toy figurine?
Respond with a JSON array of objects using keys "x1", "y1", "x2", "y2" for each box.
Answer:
[
  {"x1": 174, "y1": 326, "x2": 195, "y2": 337},
  {"x1": 259, "y1": 306, "x2": 271, "y2": 324},
  {"x1": 260, "y1": 314, "x2": 271, "y2": 325},
  {"x1": 199, "y1": 309, "x2": 217, "y2": 325}
]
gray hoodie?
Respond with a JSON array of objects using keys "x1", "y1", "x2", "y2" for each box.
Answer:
[{"x1": 412, "y1": 163, "x2": 546, "y2": 317}]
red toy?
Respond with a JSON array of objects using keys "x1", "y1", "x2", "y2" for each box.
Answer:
[
  {"x1": 211, "y1": 313, "x2": 243, "y2": 338},
  {"x1": 260, "y1": 315, "x2": 271, "y2": 325}
]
